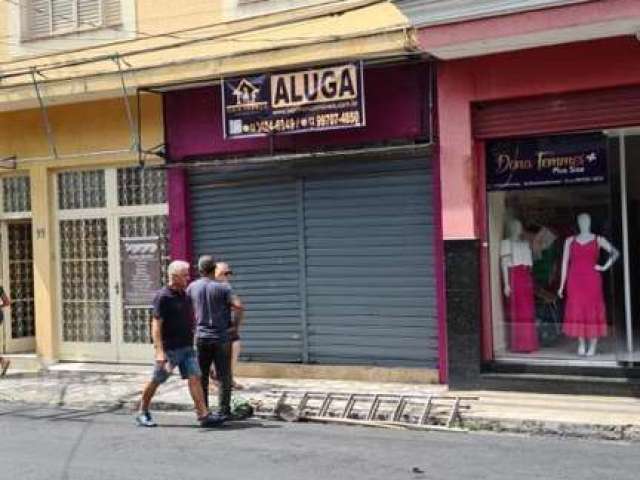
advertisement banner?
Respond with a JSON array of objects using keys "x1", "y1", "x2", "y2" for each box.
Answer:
[
  {"x1": 121, "y1": 236, "x2": 162, "y2": 307},
  {"x1": 486, "y1": 133, "x2": 608, "y2": 191},
  {"x1": 222, "y1": 62, "x2": 365, "y2": 138}
]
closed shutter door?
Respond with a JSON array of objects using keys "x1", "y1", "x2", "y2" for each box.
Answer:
[
  {"x1": 304, "y1": 159, "x2": 437, "y2": 367},
  {"x1": 189, "y1": 175, "x2": 303, "y2": 362},
  {"x1": 473, "y1": 84, "x2": 640, "y2": 139},
  {"x1": 189, "y1": 156, "x2": 437, "y2": 367}
]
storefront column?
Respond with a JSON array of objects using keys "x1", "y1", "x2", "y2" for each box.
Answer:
[
  {"x1": 29, "y1": 165, "x2": 57, "y2": 363},
  {"x1": 167, "y1": 167, "x2": 192, "y2": 263}
]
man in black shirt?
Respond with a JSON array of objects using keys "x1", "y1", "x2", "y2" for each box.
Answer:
[{"x1": 135, "y1": 260, "x2": 223, "y2": 428}]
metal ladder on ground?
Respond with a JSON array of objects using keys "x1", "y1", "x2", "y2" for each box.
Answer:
[{"x1": 258, "y1": 390, "x2": 478, "y2": 431}]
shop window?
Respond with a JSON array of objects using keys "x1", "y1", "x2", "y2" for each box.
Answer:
[
  {"x1": 486, "y1": 133, "x2": 622, "y2": 362},
  {"x1": 23, "y1": 0, "x2": 121, "y2": 41},
  {"x1": 117, "y1": 167, "x2": 166, "y2": 206}
]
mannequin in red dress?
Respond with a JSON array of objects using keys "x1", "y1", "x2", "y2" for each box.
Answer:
[
  {"x1": 557, "y1": 213, "x2": 619, "y2": 356},
  {"x1": 501, "y1": 219, "x2": 539, "y2": 353}
]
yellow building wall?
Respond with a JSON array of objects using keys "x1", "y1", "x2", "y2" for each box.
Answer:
[
  {"x1": 136, "y1": 0, "x2": 227, "y2": 34},
  {"x1": 0, "y1": 2, "x2": 8, "y2": 60},
  {"x1": 0, "y1": 94, "x2": 163, "y2": 361},
  {"x1": 2, "y1": 94, "x2": 162, "y2": 162}
]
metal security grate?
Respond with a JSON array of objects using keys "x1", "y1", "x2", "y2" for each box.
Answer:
[
  {"x1": 117, "y1": 167, "x2": 166, "y2": 206},
  {"x1": 58, "y1": 170, "x2": 106, "y2": 210},
  {"x1": 60, "y1": 218, "x2": 110, "y2": 342},
  {"x1": 2, "y1": 177, "x2": 31, "y2": 213},
  {"x1": 8, "y1": 223, "x2": 34, "y2": 338},
  {"x1": 119, "y1": 215, "x2": 169, "y2": 344}
]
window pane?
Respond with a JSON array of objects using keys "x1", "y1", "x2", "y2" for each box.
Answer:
[
  {"x1": 3, "y1": 176, "x2": 31, "y2": 213},
  {"x1": 58, "y1": 170, "x2": 106, "y2": 210},
  {"x1": 117, "y1": 167, "x2": 166, "y2": 206}
]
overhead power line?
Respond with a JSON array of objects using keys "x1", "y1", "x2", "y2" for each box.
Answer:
[
  {"x1": 0, "y1": 0, "x2": 384, "y2": 66},
  {"x1": 0, "y1": 0, "x2": 391, "y2": 80}
]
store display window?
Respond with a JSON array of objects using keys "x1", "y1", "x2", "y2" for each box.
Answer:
[{"x1": 486, "y1": 133, "x2": 623, "y2": 362}]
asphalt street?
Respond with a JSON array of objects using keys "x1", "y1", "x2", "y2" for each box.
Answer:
[{"x1": 0, "y1": 403, "x2": 637, "y2": 480}]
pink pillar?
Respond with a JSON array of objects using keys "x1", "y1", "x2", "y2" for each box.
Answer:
[
  {"x1": 167, "y1": 168, "x2": 192, "y2": 263},
  {"x1": 437, "y1": 62, "x2": 477, "y2": 240}
]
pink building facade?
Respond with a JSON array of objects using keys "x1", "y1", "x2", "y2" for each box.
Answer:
[{"x1": 422, "y1": 0, "x2": 640, "y2": 390}]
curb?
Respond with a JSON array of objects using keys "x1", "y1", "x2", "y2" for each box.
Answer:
[
  {"x1": 2, "y1": 395, "x2": 638, "y2": 442},
  {"x1": 464, "y1": 417, "x2": 640, "y2": 442}
]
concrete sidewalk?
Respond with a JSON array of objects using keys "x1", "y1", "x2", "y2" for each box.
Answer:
[{"x1": 1, "y1": 363, "x2": 639, "y2": 442}]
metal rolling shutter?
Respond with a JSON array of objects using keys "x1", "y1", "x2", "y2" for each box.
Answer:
[
  {"x1": 473, "y1": 85, "x2": 640, "y2": 139},
  {"x1": 303, "y1": 159, "x2": 437, "y2": 367},
  {"x1": 189, "y1": 156, "x2": 437, "y2": 367},
  {"x1": 189, "y1": 175, "x2": 303, "y2": 362}
]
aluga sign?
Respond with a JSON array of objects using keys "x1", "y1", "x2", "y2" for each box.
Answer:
[{"x1": 222, "y1": 62, "x2": 366, "y2": 138}]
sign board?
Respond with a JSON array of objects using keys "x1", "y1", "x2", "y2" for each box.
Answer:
[
  {"x1": 486, "y1": 133, "x2": 607, "y2": 191},
  {"x1": 222, "y1": 62, "x2": 365, "y2": 138},
  {"x1": 121, "y1": 236, "x2": 162, "y2": 306}
]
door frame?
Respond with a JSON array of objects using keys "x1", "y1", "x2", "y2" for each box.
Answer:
[
  {"x1": 55, "y1": 167, "x2": 168, "y2": 362},
  {"x1": 0, "y1": 218, "x2": 35, "y2": 354},
  {"x1": 0, "y1": 172, "x2": 34, "y2": 354}
]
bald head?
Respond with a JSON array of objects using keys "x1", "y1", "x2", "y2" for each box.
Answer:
[{"x1": 215, "y1": 262, "x2": 233, "y2": 283}]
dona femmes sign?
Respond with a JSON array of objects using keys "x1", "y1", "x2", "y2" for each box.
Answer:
[
  {"x1": 222, "y1": 62, "x2": 365, "y2": 138},
  {"x1": 486, "y1": 133, "x2": 608, "y2": 191}
]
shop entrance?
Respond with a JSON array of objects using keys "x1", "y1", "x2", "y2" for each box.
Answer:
[
  {"x1": 56, "y1": 167, "x2": 167, "y2": 363},
  {"x1": 614, "y1": 131, "x2": 640, "y2": 363}
]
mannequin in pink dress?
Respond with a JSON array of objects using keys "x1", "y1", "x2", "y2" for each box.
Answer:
[
  {"x1": 501, "y1": 219, "x2": 539, "y2": 353},
  {"x1": 557, "y1": 213, "x2": 619, "y2": 356}
]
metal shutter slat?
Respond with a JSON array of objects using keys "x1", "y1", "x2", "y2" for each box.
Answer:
[
  {"x1": 473, "y1": 85, "x2": 640, "y2": 139},
  {"x1": 304, "y1": 163, "x2": 437, "y2": 368},
  {"x1": 189, "y1": 156, "x2": 437, "y2": 368},
  {"x1": 189, "y1": 177, "x2": 303, "y2": 363}
]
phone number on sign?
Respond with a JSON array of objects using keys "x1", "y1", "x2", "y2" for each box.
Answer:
[{"x1": 238, "y1": 111, "x2": 362, "y2": 134}]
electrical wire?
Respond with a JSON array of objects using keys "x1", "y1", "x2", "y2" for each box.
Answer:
[
  {"x1": 0, "y1": 0, "x2": 384, "y2": 65},
  {"x1": 0, "y1": 0, "x2": 391, "y2": 79}
]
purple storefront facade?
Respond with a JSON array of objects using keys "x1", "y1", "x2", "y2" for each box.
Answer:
[{"x1": 163, "y1": 62, "x2": 446, "y2": 380}]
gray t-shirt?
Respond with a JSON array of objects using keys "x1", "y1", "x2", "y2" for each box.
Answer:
[{"x1": 186, "y1": 277, "x2": 233, "y2": 343}]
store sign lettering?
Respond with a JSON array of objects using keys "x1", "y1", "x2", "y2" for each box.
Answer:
[
  {"x1": 271, "y1": 65, "x2": 358, "y2": 108},
  {"x1": 222, "y1": 62, "x2": 365, "y2": 138},
  {"x1": 487, "y1": 134, "x2": 607, "y2": 191}
]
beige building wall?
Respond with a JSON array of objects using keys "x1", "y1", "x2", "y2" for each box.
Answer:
[{"x1": 0, "y1": 93, "x2": 162, "y2": 361}]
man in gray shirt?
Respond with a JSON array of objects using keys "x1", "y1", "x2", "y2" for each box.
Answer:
[{"x1": 187, "y1": 255, "x2": 244, "y2": 416}]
